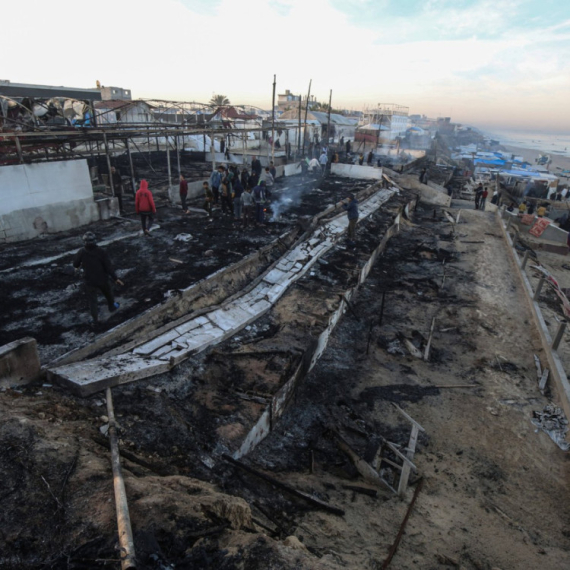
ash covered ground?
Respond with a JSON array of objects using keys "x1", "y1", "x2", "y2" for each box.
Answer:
[
  {"x1": 0, "y1": 172, "x2": 369, "y2": 364},
  {"x1": 1, "y1": 169, "x2": 569, "y2": 570}
]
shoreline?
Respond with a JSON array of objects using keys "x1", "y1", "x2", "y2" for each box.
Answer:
[{"x1": 502, "y1": 144, "x2": 570, "y2": 179}]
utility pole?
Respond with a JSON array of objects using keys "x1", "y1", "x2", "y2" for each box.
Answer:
[
  {"x1": 327, "y1": 89, "x2": 332, "y2": 145},
  {"x1": 297, "y1": 95, "x2": 302, "y2": 156},
  {"x1": 271, "y1": 74, "x2": 276, "y2": 164},
  {"x1": 302, "y1": 79, "x2": 312, "y2": 156}
]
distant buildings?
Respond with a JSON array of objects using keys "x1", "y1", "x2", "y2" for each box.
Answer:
[
  {"x1": 99, "y1": 85, "x2": 132, "y2": 101},
  {"x1": 94, "y1": 100, "x2": 153, "y2": 124}
]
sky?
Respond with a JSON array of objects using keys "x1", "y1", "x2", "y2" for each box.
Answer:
[{"x1": 2, "y1": 0, "x2": 570, "y2": 132}]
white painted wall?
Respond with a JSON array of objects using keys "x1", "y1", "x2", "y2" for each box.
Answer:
[
  {"x1": 331, "y1": 163, "x2": 383, "y2": 180},
  {"x1": 0, "y1": 160, "x2": 100, "y2": 242}
]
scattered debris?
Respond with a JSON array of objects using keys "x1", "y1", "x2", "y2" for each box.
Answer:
[
  {"x1": 173, "y1": 233, "x2": 193, "y2": 242},
  {"x1": 531, "y1": 404, "x2": 570, "y2": 450}
]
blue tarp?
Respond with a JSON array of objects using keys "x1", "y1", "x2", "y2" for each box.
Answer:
[{"x1": 474, "y1": 158, "x2": 506, "y2": 166}]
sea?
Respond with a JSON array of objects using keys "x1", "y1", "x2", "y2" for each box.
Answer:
[{"x1": 478, "y1": 128, "x2": 570, "y2": 158}]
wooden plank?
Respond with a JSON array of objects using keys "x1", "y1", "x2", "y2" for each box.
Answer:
[
  {"x1": 392, "y1": 403, "x2": 425, "y2": 432},
  {"x1": 534, "y1": 354, "x2": 542, "y2": 380},
  {"x1": 539, "y1": 368, "x2": 550, "y2": 394},
  {"x1": 398, "y1": 425, "x2": 419, "y2": 497},
  {"x1": 386, "y1": 442, "x2": 418, "y2": 471},
  {"x1": 222, "y1": 454, "x2": 345, "y2": 516},
  {"x1": 424, "y1": 317, "x2": 436, "y2": 361}
]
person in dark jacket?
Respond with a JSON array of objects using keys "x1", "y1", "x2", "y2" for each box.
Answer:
[
  {"x1": 232, "y1": 175, "x2": 244, "y2": 221},
  {"x1": 73, "y1": 232, "x2": 124, "y2": 325},
  {"x1": 367, "y1": 150, "x2": 374, "y2": 166},
  {"x1": 342, "y1": 194, "x2": 359, "y2": 243},
  {"x1": 241, "y1": 167, "x2": 250, "y2": 190},
  {"x1": 135, "y1": 180, "x2": 156, "y2": 235},
  {"x1": 269, "y1": 161, "x2": 277, "y2": 180},
  {"x1": 251, "y1": 155, "x2": 262, "y2": 179},
  {"x1": 179, "y1": 174, "x2": 189, "y2": 213}
]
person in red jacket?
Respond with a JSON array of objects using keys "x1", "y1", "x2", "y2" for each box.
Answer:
[{"x1": 135, "y1": 179, "x2": 156, "y2": 236}]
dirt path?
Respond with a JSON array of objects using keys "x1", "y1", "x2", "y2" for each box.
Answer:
[{"x1": 247, "y1": 205, "x2": 570, "y2": 569}]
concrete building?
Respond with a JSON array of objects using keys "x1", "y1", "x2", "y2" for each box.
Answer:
[
  {"x1": 94, "y1": 100, "x2": 154, "y2": 125},
  {"x1": 277, "y1": 89, "x2": 301, "y2": 111},
  {"x1": 99, "y1": 85, "x2": 132, "y2": 101}
]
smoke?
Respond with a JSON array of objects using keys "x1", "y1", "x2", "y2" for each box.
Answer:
[{"x1": 269, "y1": 178, "x2": 314, "y2": 221}]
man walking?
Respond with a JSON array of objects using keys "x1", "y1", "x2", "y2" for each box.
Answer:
[
  {"x1": 135, "y1": 180, "x2": 156, "y2": 236},
  {"x1": 73, "y1": 232, "x2": 123, "y2": 326},
  {"x1": 342, "y1": 193, "x2": 359, "y2": 245},
  {"x1": 179, "y1": 174, "x2": 189, "y2": 214}
]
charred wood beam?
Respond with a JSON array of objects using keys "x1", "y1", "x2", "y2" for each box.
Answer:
[{"x1": 222, "y1": 454, "x2": 345, "y2": 517}]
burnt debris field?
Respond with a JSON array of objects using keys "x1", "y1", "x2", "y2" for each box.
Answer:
[{"x1": 1, "y1": 169, "x2": 569, "y2": 570}]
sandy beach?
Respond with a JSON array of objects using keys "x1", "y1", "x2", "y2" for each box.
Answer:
[{"x1": 503, "y1": 144, "x2": 570, "y2": 179}]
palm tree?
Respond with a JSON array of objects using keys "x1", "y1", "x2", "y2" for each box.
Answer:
[{"x1": 210, "y1": 94, "x2": 230, "y2": 106}]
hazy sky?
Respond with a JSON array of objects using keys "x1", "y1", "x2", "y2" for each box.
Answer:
[{"x1": 2, "y1": 0, "x2": 569, "y2": 132}]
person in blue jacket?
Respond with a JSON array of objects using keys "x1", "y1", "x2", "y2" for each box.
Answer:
[{"x1": 343, "y1": 193, "x2": 359, "y2": 243}]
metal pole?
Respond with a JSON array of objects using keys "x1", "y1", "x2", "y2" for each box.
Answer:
[
  {"x1": 242, "y1": 130, "x2": 246, "y2": 165},
  {"x1": 106, "y1": 388, "x2": 136, "y2": 570},
  {"x1": 271, "y1": 74, "x2": 276, "y2": 164},
  {"x1": 175, "y1": 135, "x2": 181, "y2": 177},
  {"x1": 103, "y1": 133, "x2": 115, "y2": 197},
  {"x1": 521, "y1": 250, "x2": 530, "y2": 269},
  {"x1": 302, "y1": 79, "x2": 312, "y2": 156},
  {"x1": 14, "y1": 136, "x2": 24, "y2": 164},
  {"x1": 211, "y1": 129, "x2": 216, "y2": 170},
  {"x1": 552, "y1": 321, "x2": 567, "y2": 350},
  {"x1": 327, "y1": 89, "x2": 332, "y2": 145},
  {"x1": 125, "y1": 138, "x2": 136, "y2": 196},
  {"x1": 297, "y1": 96, "x2": 302, "y2": 156},
  {"x1": 166, "y1": 136, "x2": 172, "y2": 192},
  {"x1": 533, "y1": 276, "x2": 545, "y2": 301}
]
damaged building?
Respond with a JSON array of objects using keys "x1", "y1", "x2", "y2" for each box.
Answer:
[{"x1": 1, "y1": 89, "x2": 570, "y2": 570}]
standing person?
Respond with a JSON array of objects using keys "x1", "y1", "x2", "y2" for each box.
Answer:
[
  {"x1": 342, "y1": 193, "x2": 359, "y2": 244},
  {"x1": 473, "y1": 183, "x2": 482, "y2": 208},
  {"x1": 241, "y1": 167, "x2": 250, "y2": 190},
  {"x1": 73, "y1": 232, "x2": 124, "y2": 326},
  {"x1": 346, "y1": 139, "x2": 351, "y2": 155},
  {"x1": 202, "y1": 181, "x2": 214, "y2": 219},
  {"x1": 269, "y1": 161, "x2": 277, "y2": 180},
  {"x1": 220, "y1": 178, "x2": 233, "y2": 216},
  {"x1": 480, "y1": 187, "x2": 488, "y2": 210},
  {"x1": 248, "y1": 168, "x2": 259, "y2": 190},
  {"x1": 232, "y1": 174, "x2": 244, "y2": 222},
  {"x1": 209, "y1": 166, "x2": 223, "y2": 204},
  {"x1": 319, "y1": 151, "x2": 328, "y2": 173},
  {"x1": 419, "y1": 167, "x2": 428, "y2": 184},
  {"x1": 251, "y1": 155, "x2": 262, "y2": 179},
  {"x1": 367, "y1": 150, "x2": 374, "y2": 166},
  {"x1": 340, "y1": 135, "x2": 345, "y2": 149},
  {"x1": 537, "y1": 203, "x2": 548, "y2": 217},
  {"x1": 264, "y1": 167, "x2": 274, "y2": 197},
  {"x1": 358, "y1": 153, "x2": 364, "y2": 166},
  {"x1": 135, "y1": 180, "x2": 156, "y2": 236},
  {"x1": 179, "y1": 174, "x2": 189, "y2": 214},
  {"x1": 253, "y1": 182, "x2": 267, "y2": 225},
  {"x1": 241, "y1": 186, "x2": 255, "y2": 228}
]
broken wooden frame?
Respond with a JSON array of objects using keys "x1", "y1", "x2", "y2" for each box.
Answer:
[{"x1": 333, "y1": 402, "x2": 425, "y2": 498}]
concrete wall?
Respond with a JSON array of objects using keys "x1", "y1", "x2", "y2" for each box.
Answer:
[
  {"x1": 0, "y1": 160, "x2": 100, "y2": 242},
  {"x1": 0, "y1": 337, "x2": 41, "y2": 388},
  {"x1": 330, "y1": 163, "x2": 383, "y2": 180},
  {"x1": 398, "y1": 174, "x2": 452, "y2": 207}
]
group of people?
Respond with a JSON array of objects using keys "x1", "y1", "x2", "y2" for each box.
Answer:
[
  {"x1": 474, "y1": 183, "x2": 489, "y2": 210},
  {"x1": 199, "y1": 156, "x2": 277, "y2": 226}
]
